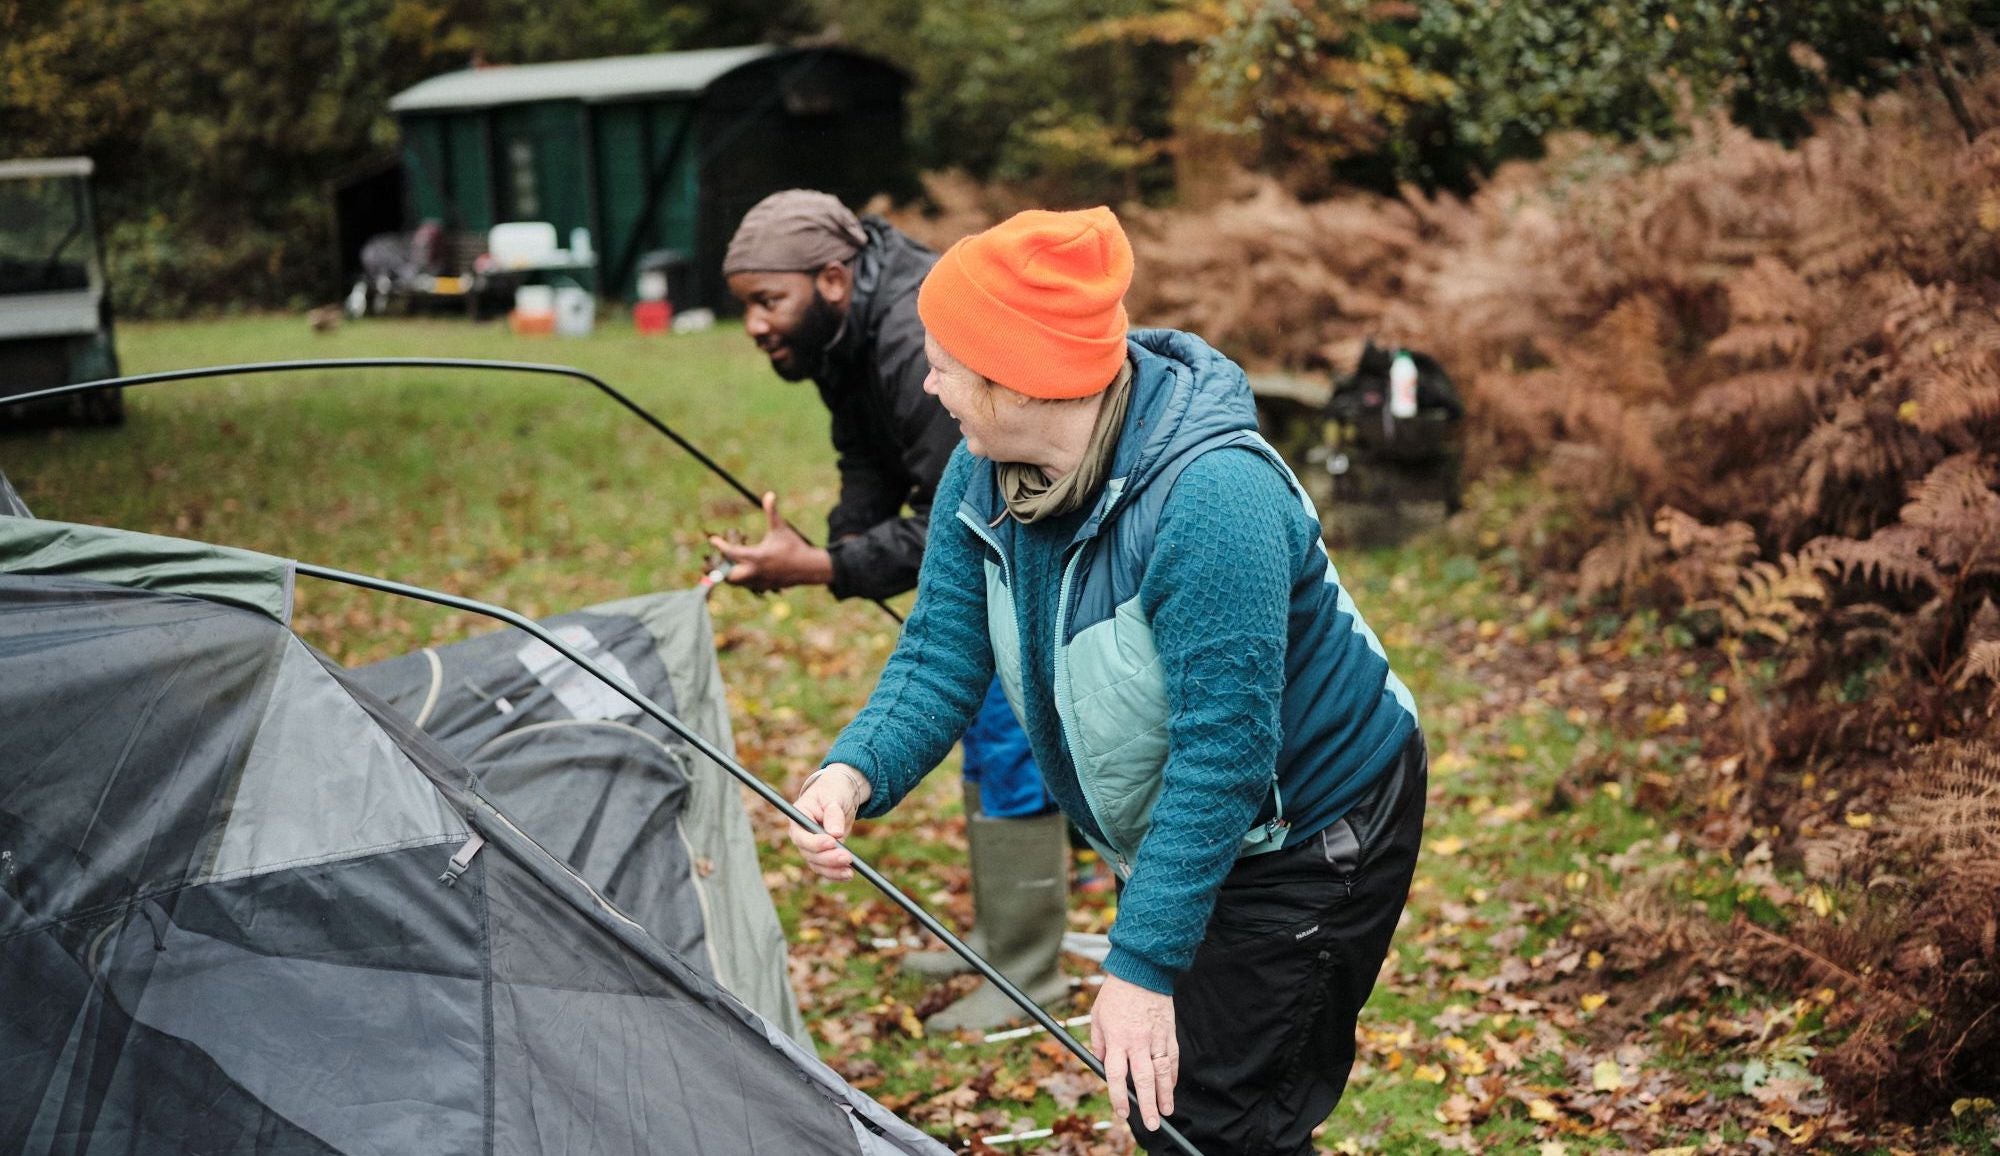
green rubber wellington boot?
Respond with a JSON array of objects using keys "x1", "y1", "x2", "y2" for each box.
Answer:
[
  {"x1": 922, "y1": 808, "x2": 1072, "y2": 1034},
  {"x1": 902, "y1": 928, "x2": 987, "y2": 979},
  {"x1": 901, "y1": 776, "x2": 987, "y2": 979}
]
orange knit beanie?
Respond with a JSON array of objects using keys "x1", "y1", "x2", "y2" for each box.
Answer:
[{"x1": 918, "y1": 207, "x2": 1132, "y2": 399}]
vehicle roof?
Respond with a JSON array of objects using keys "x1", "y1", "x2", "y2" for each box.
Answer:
[{"x1": 0, "y1": 157, "x2": 93, "y2": 180}]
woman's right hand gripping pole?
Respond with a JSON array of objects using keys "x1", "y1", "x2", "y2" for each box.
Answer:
[{"x1": 788, "y1": 763, "x2": 873, "y2": 881}]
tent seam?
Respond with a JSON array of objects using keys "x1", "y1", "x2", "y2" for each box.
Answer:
[{"x1": 0, "y1": 832, "x2": 465, "y2": 946}]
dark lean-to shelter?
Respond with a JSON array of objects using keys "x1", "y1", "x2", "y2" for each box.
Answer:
[{"x1": 0, "y1": 511, "x2": 947, "y2": 1155}]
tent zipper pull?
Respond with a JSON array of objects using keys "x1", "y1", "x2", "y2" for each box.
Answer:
[{"x1": 438, "y1": 832, "x2": 487, "y2": 888}]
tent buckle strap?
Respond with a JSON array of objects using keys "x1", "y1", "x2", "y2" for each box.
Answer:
[{"x1": 438, "y1": 832, "x2": 487, "y2": 888}]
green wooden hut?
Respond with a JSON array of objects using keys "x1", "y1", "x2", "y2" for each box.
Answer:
[{"x1": 386, "y1": 45, "x2": 911, "y2": 309}]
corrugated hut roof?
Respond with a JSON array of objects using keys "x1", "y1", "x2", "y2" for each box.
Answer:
[{"x1": 389, "y1": 45, "x2": 778, "y2": 113}]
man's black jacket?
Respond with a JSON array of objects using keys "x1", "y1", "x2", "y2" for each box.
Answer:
[{"x1": 814, "y1": 217, "x2": 961, "y2": 601}]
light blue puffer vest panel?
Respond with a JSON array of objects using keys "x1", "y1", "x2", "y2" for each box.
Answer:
[{"x1": 967, "y1": 433, "x2": 1349, "y2": 869}]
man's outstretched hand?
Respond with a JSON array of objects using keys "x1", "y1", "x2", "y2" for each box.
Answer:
[{"x1": 708, "y1": 492, "x2": 834, "y2": 592}]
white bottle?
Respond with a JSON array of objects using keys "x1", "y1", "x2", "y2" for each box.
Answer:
[{"x1": 1389, "y1": 352, "x2": 1420, "y2": 419}]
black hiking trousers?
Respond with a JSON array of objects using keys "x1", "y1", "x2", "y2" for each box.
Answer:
[{"x1": 1130, "y1": 729, "x2": 1427, "y2": 1156}]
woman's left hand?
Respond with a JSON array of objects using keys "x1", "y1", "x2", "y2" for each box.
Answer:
[{"x1": 1088, "y1": 974, "x2": 1178, "y2": 1131}]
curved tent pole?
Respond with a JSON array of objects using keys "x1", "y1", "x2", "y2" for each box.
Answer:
[
  {"x1": 294, "y1": 558, "x2": 1208, "y2": 1156},
  {"x1": 6, "y1": 359, "x2": 903, "y2": 623}
]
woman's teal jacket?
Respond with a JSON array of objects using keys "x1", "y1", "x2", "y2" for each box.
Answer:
[{"x1": 827, "y1": 329, "x2": 1417, "y2": 993}]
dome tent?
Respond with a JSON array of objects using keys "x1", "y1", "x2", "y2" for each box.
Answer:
[
  {"x1": 0, "y1": 514, "x2": 946, "y2": 1155},
  {"x1": 350, "y1": 588, "x2": 807, "y2": 1044}
]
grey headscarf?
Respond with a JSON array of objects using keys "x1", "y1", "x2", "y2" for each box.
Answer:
[{"x1": 722, "y1": 190, "x2": 868, "y2": 275}]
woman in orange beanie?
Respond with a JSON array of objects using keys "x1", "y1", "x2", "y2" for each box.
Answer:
[{"x1": 789, "y1": 207, "x2": 1427, "y2": 1155}]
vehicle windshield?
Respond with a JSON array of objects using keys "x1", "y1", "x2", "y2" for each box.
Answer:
[{"x1": 0, "y1": 174, "x2": 99, "y2": 297}]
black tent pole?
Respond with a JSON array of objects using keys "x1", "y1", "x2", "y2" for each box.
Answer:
[
  {"x1": 293, "y1": 559, "x2": 1208, "y2": 1156},
  {"x1": 3, "y1": 359, "x2": 903, "y2": 623},
  {"x1": 14, "y1": 360, "x2": 1196, "y2": 1150}
]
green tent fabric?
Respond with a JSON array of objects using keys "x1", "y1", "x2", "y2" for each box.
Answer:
[
  {"x1": 0, "y1": 516, "x2": 293, "y2": 622},
  {"x1": 0, "y1": 470, "x2": 29, "y2": 518}
]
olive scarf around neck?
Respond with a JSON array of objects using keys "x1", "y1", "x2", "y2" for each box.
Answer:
[{"x1": 993, "y1": 357, "x2": 1134, "y2": 525}]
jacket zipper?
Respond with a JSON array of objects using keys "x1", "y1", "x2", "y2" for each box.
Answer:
[
  {"x1": 1052, "y1": 543, "x2": 1125, "y2": 873},
  {"x1": 956, "y1": 508, "x2": 1012, "y2": 589}
]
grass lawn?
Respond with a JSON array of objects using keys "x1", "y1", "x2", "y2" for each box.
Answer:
[{"x1": 3, "y1": 315, "x2": 1985, "y2": 1154}]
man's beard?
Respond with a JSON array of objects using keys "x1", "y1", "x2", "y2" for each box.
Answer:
[{"x1": 768, "y1": 291, "x2": 845, "y2": 382}]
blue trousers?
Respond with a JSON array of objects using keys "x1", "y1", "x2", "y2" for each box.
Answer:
[{"x1": 960, "y1": 678, "x2": 1054, "y2": 818}]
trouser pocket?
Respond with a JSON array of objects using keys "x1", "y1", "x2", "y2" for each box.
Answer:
[
  {"x1": 1136, "y1": 731, "x2": 1429, "y2": 1156},
  {"x1": 1137, "y1": 827, "x2": 1361, "y2": 1155}
]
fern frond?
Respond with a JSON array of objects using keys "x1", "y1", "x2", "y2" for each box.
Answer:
[
  {"x1": 1618, "y1": 405, "x2": 1671, "y2": 493},
  {"x1": 1578, "y1": 512, "x2": 1664, "y2": 602},
  {"x1": 1542, "y1": 441, "x2": 1639, "y2": 514},
  {"x1": 1692, "y1": 369, "x2": 1824, "y2": 434},
  {"x1": 1655, "y1": 505, "x2": 1757, "y2": 561},
  {"x1": 1708, "y1": 322, "x2": 1810, "y2": 365},
  {"x1": 1807, "y1": 527, "x2": 1943, "y2": 592},
  {"x1": 1596, "y1": 296, "x2": 1673, "y2": 400},
  {"x1": 1652, "y1": 507, "x2": 1760, "y2": 603},
  {"x1": 1881, "y1": 278, "x2": 1958, "y2": 353},
  {"x1": 1955, "y1": 601, "x2": 2000, "y2": 705},
  {"x1": 1711, "y1": 255, "x2": 1816, "y2": 366},
  {"x1": 1722, "y1": 553, "x2": 1830, "y2": 644},
  {"x1": 1827, "y1": 601, "x2": 1906, "y2": 663},
  {"x1": 1782, "y1": 398, "x2": 1936, "y2": 538},
  {"x1": 1797, "y1": 228, "x2": 1889, "y2": 283},
  {"x1": 1900, "y1": 453, "x2": 2000, "y2": 535},
  {"x1": 1908, "y1": 359, "x2": 2000, "y2": 433},
  {"x1": 1726, "y1": 255, "x2": 1815, "y2": 324},
  {"x1": 1892, "y1": 739, "x2": 2000, "y2": 858},
  {"x1": 1960, "y1": 642, "x2": 2000, "y2": 699}
]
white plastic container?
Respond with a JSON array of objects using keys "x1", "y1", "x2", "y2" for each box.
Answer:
[
  {"x1": 513, "y1": 284, "x2": 556, "y2": 315},
  {"x1": 553, "y1": 286, "x2": 594, "y2": 337},
  {"x1": 1388, "y1": 352, "x2": 1420, "y2": 419},
  {"x1": 488, "y1": 222, "x2": 559, "y2": 270},
  {"x1": 670, "y1": 307, "x2": 716, "y2": 333}
]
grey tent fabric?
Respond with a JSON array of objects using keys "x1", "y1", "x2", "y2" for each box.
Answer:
[
  {"x1": 0, "y1": 470, "x2": 29, "y2": 517},
  {"x1": 348, "y1": 590, "x2": 809, "y2": 1044},
  {"x1": 0, "y1": 522, "x2": 950, "y2": 1156},
  {"x1": 596, "y1": 590, "x2": 808, "y2": 1046},
  {"x1": 209, "y1": 638, "x2": 468, "y2": 883}
]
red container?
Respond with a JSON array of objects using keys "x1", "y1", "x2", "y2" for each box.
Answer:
[
  {"x1": 508, "y1": 309, "x2": 555, "y2": 337},
  {"x1": 633, "y1": 300, "x2": 673, "y2": 335}
]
